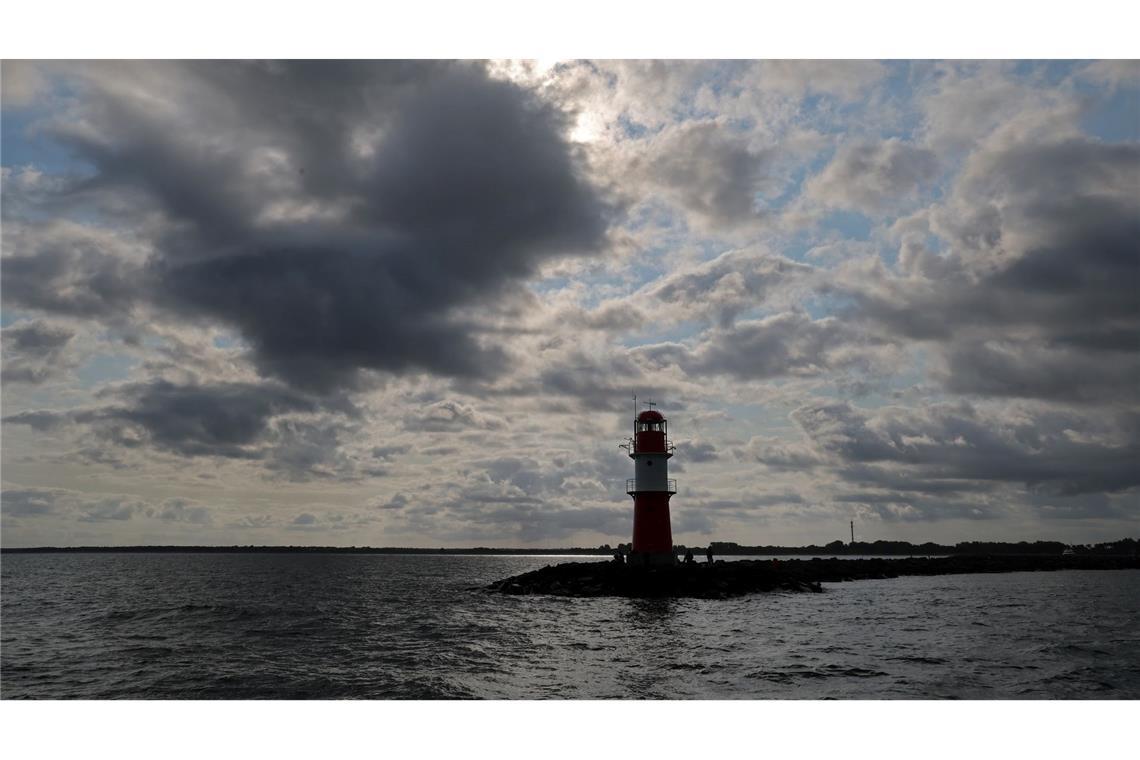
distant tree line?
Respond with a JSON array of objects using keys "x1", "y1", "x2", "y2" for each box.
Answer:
[{"x1": 707, "y1": 538, "x2": 1138, "y2": 556}]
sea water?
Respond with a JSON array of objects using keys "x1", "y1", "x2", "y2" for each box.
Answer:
[{"x1": 2, "y1": 553, "x2": 1137, "y2": 699}]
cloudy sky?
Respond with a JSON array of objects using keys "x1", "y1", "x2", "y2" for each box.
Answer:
[{"x1": 1, "y1": 59, "x2": 1137, "y2": 548}]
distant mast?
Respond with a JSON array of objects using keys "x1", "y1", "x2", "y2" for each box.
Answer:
[
  {"x1": 850, "y1": 520, "x2": 855, "y2": 545},
  {"x1": 625, "y1": 400, "x2": 677, "y2": 566}
]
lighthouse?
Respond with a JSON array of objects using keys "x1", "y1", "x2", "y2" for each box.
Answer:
[{"x1": 624, "y1": 404, "x2": 677, "y2": 565}]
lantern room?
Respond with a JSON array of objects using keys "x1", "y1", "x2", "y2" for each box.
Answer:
[{"x1": 634, "y1": 409, "x2": 672, "y2": 454}]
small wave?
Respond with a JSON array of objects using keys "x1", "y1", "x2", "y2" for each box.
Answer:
[
  {"x1": 886, "y1": 656, "x2": 948, "y2": 665},
  {"x1": 102, "y1": 603, "x2": 264, "y2": 624},
  {"x1": 745, "y1": 670, "x2": 795, "y2": 684},
  {"x1": 666, "y1": 662, "x2": 704, "y2": 671},
  {"x1": 747, "y1": 665, "x2": 888, "y2": 682},
  {"x1": 120, "y1": 645, "x2": 175, "y2": 656}
]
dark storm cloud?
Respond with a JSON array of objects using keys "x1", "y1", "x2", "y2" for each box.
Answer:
[
  {"x1": 807, "y1": 139, "x2": 939, "y2": 213},
  {"x1": 4, "y1": 62, "x2": 611, "y2": 480},
  {"x1": 37, "y1": 61, "x2": 446, "y2": 246},
  {"x1": 4, "y1": 379, "x2": 354, "y2": 465},
  {"x1": 838, "y1": 137, "x2": 1140, "y2": 405},
  {"x1": 791, "y1": 401, "x2": 1140, "y2": 498},
  {"x1": 2, "y1": 410, "x2": 70, "y2": 431},
  {"x1": 1, "y1": 241, "x2": 143, "y2": 321},
  {"x1": 91, "y1": 380, "x2": 332, "y2": 458},
  {"x1": 937, "y1": 339, "x2": 1140, "y2": 404},
  {"x1": 157, "y1": 248, "x2": 513, "y2": 391},
  {"x1": 375, "y1": 493, "x2": 409, "y2": 511},
  {"x1": 0, "y1": 487, "x2": 154, "y2": 523},
  {"x1": 1, "y1": 320, "x2": 74, "y2": 353},
  {"x1": 1, "y1": 320, "x2": 77, "y2": 384},
  {"x1": 1026, "y1": 491, "x2": 1133, "y2": 521},
  {"x1": 1, "y1": 488, "x2": 67, "y2": 517},
  {"x1": 175, "y1": 60, "x2": 454, "y2": 196},
  {"x1": 261, "y1": 417, "x2": 360, "y2": 482},
  {"x1": 29, "y1": 61, "x2": 610, "y2": 393},
  {"x1": 371, "y1": 444, "x2": 411, "y2": 462},
  {"x1": 857, "y1": 198, "x2": 1138, "y2": 349}
]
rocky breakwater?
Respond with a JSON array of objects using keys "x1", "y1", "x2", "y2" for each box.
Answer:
[
  {"x1": 486, "y1": 560, "x2": 822, "y2": 599},
  {"x1": 484, "y1": 554, "x2": 1140, "y2": 599}
]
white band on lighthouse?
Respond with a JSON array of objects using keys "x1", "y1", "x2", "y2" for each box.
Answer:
[{"x1": 633, "y1": 453, "x2": 670, "y2": 492}]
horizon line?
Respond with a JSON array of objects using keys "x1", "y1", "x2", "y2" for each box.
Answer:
[{"x1": 3, "y1": 537, "x2": 1135, "y2": 554}]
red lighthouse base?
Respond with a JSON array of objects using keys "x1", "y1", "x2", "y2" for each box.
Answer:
[{"x1": 631, "y1": 492, "x2": 674, "y2": 564}]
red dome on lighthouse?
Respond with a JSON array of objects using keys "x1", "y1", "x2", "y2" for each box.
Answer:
[{"x1": 637, "y1": 410, "x2": 665, "y2": 423}]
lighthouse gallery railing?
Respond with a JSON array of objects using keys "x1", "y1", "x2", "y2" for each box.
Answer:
[
  {"x1": 632, "y1": 438, "x2": 675, "y2": 454},
  {"x1": 626, "y1": 478, "x2": 677, "y2": 494}
]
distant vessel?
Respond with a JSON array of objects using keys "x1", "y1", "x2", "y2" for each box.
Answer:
[{"x1": 1062, "y1": 547, "x2": 1075, "y2": 556}]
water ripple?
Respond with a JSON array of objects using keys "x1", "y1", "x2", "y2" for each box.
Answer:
[{"x1": 2, "y1": 554, "x2": 1138, "y2": 699}]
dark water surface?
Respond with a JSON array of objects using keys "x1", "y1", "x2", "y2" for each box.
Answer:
[{"x1": 3, "y1": 553, "x2": 1138, "y2": 699}]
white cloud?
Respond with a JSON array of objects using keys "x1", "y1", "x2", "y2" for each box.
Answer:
[{"x1": 3, "y1": 60, "x2": 1136, "y2": 547}]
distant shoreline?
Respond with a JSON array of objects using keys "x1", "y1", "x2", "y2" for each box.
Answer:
[
  {"x1": 2, "y1": 538, "x2": 1136, "y2": 557},
  {"x1": 0, "y1": 546, "x2": 616, "y2": 555}
]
